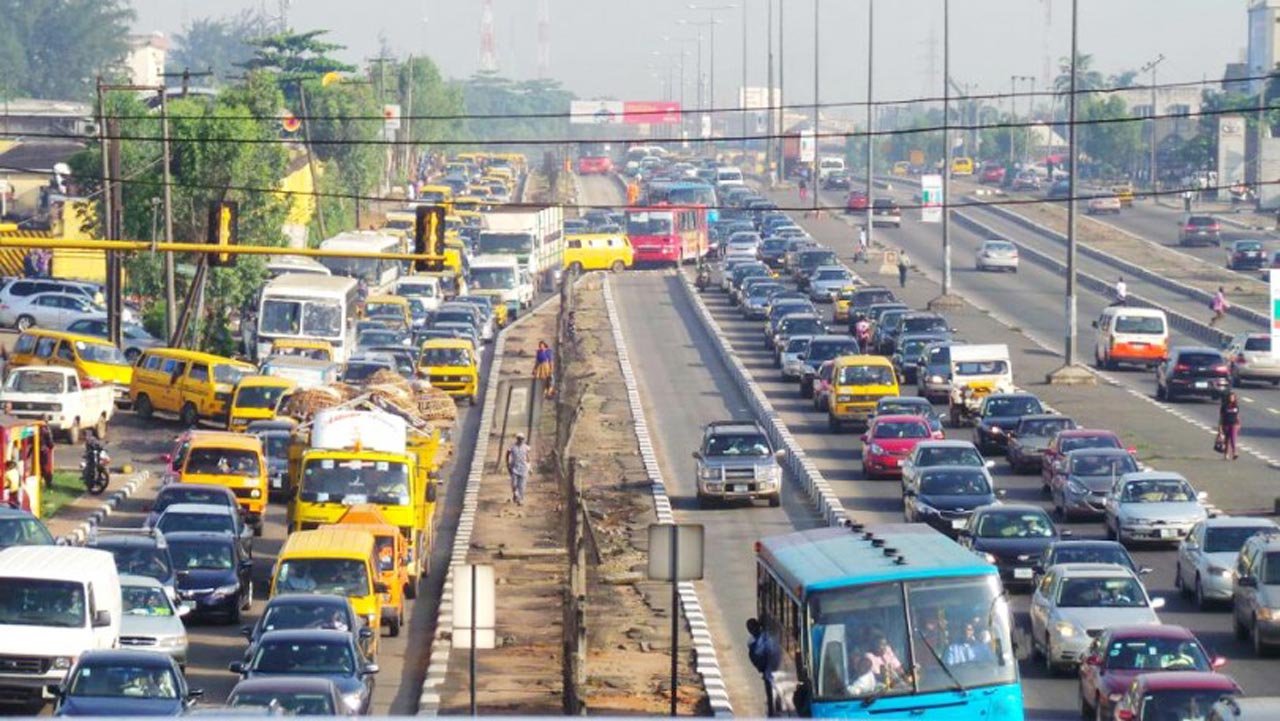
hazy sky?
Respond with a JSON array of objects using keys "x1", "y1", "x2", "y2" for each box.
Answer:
[{"x1": 133, "y1": 0, "x2": 1246, "y2": 113}]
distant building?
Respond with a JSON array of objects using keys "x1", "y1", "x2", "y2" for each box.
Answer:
[
  {"x1": 1248, "y1": 0, "x2": 1280, "y2": 95},
  {"x1": 124, "y1": 32, "x2": 169, "y2": 88},
  {"x1": 1222, "y1": 62, "x2": 1252, "y2": 95},
  {"x1": 0, "y1": 99, "x2": 93, "y2": 138}
]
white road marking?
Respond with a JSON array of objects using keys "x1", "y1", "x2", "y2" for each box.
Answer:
[{"x1": 1242, "y1": 396, "x2": 1255, "y2": 403}]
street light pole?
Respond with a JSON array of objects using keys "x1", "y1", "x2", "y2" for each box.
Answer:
[
  {"x1": 742, "y1": 1, "x2": 749, "y2": 157},
  {"x1": 865, "y1": 0, "x2": 875, "y2": 246},
  {"x1": 812, "y1": 0, "x2": 819, "y2": 215},
  {"x1": 940, "y1": 0, "x2": 952, "y2": 295},
  {"x1": 767, "y1": 0, "x2": 775, "y2": 182},
  {"x1": 778, "y1": 1, "x2": 785, "y2": 179},
  {"x1": 1139, "y1": 54, "x2": 1165, "y2": 191}
]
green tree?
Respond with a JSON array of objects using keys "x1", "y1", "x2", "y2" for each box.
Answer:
[
  {"x1": 1077, "y1": 94, "x2": 1142, "y2": 177},
  {"x1": 0, "y1": 0, "x2": 134, "y2": 99},
  {"x1": 1054, "y1": 53, "x2": 1106, "y2": 96},
  {"x1": 457, "y1": 72, "x2": 575, "y2": 145},
  {"x1": 241, "y1": 29, "x2": 355, "y2": 81},
  {"x1": 171, "y1": 9, "x2": 268, "y2": 85},
  {"x1": 301, "y1": 76, "x2": 383, "y2": 236}
]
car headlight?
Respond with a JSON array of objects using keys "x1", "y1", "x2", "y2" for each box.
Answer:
[
  {"x1": 51, "y1": 656, "x2": 73, "y2": 670},
  {"x1": 867, "y1": 444, "x2": 886, "y2": 456},
  {"x1": 1054, "y1": 620, "x2": 1080, "y2": 638},
  {"x1": 982, "y1": 553, "x2": 998, "y2": 564},
  {"x1": 211, "y1": 583, "x2": 240, "y2": 598},
  {"x1": 341, "y1": 691, "x2": 364, "y2": 712},
  {"x1": 1109, "y1": 693, "x2": 1124, "y2": 703},
  {"x1": 250, "y1": 489, "x2": 261, "y2": 499},
  {"x1": 1208, "y1": 565, "x2": 1232, "y2": 578},
  {"x1": 698, "y1": 466, "x2": 719, "y2": 480},
  {"x1": 157, "y1": 636, "x2": 186, "y2": 650},
  {"x1": 1259, "y1": 608, "x2": 1278, "y2": 621},
  {"x1": 836, "y1": 394, "x2": 853, "y2": 402},
  {"x1": 989, "y1": 426, "x2": 1003, "y2": 435},
  {"x1": 928, "y1": 374, "x2": 944, "y2": 383},
  {"x1": 914, "y1": 501, "x2": 936, "y2": 515}
]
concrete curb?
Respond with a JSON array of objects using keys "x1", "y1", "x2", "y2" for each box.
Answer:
[
  {"x1": 56, "y1": 471, "x2": 151, "y2": 547},
  {"x1": 673, "y1": 273, "x2": 851, "y2": 529},
  {"x1": 602, "y1": 276, "x2": 734, "y2": 718}
]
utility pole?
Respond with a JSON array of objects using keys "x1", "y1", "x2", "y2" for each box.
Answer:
[
  {"x1": 159, "y1": 67, "x2": 213, "y2": 98},
  {"x1": 297, "y1": 82, "x2": 327, "y2": 240},
  {"x1": 159, "y1": 89, "x2": 177, "y2": 341},
  {"x1": 766, "y1": 0, "x2": 775, "y2": 183},
  {"x1": 778, "y1": 2, "x2": 785, "y2": 179},
  {"x1": 1009, "y1": 76, "x2": 1018, "y2": 166},
  {"x1": 865, "y1": 0, "x2": 875, "y2": 247},
  {"x1": 930, "y1": 0, "x2": 961, "y2": 310},
  {"x1": 812, "y1": 0, "x2": 819, "y2": 215},
  {"x1": 1139, "y1": 54, "x2": 1165, "y2": 191},
  {"x1": 742, "y1": 2, "x2": 749, "y2": 157},
  {"x1": 1047, "y1": 0, "x2": 1095, "y2": 385}
]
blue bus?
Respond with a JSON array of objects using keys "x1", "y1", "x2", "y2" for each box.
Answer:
[
  {"x1": 645, "y1": 180, "x2": 719, "y2": 223},
  {"x1": 754, "y1": 525, "x2": 1023, "y2": 719}
]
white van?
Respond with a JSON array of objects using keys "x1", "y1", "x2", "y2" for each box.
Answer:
[
  {"x1": 1092, "y1": 306, "x2": 1168, "y2": 369},
  {"x1": 0, "y1": 546, "x2": 121, "y2": 703},
  {"x1": 715, "y1": 167, "x2": 746, "y2": 189},
  {"x1": 948, "y1": 344, "x2": 1014, "y2": 422},
  {"x1": 818, "y1": 156, "x2": 846, "y2": 182},
  {"x1": 394, "y1": 276, "x2": 442, "y2": 312}
]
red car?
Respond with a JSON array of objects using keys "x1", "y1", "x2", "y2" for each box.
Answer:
[
  {"x1": 1078, "y1": 625, "x2": 1225, "y2": 721},
  {"x1": 1040, "y1": 428, "x2": 1134, "y2": 489},
  {"x1": 577, "y1": 156, "x2": 613, "y2": 175},
  {"x1": 860, "y1": 414, "x2": 932, "y2": 479},
  {"x1": 845, "y1": 190, "x2": 869, "y2": 213},
  {"x1": 1110, "y1": 671, "x2": 1239, "y2": 721},
  {"x1": 979, "y1": 165, "x2": 1006, "y2": 185}
]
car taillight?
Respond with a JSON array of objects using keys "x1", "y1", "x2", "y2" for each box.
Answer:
[
  {"x1": 1174, "y1": 363, "x2": 1190, "y2": 372},
  {"x1": 1237, "y1": 354, "x2": 1248, "y2": 364},
  {"x1": 1213, "y1": 364, "x2": 1229, "y2": 375}
]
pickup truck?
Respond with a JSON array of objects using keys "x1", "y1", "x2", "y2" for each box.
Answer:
[{"x1": 0, "y1": 366, "x2": 116, "y2": 442}]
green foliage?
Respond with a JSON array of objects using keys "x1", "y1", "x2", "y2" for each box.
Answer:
[
  {"x1": 457, "y1": 72, "x2": 574, "y2": 145},
  {"x1": 394, "y1": 56, "x2": 470, "y2": 145},
  {"x1": 302, "y1": 77, "x2": 382, "y2": 232},
  {"x1": 241, "y1": 29, "x2": 354, "y2": 81},
  {"x1": 171, "y1": 9, "x2": 269, "y2": 85},
  {"x1": 1077, "y1": 94, "x2": 1142, "y2": 176},
  {"x1": 0, "y1": 0, "x2": 134, "y2": 100},
  {"x1": 1054, "y1": 53, "x2": 1106, "y2": 96}
]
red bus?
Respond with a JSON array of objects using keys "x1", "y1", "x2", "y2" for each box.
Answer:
[{"x1": 625, "y1": 205, "x2": 709, "y2": 266}]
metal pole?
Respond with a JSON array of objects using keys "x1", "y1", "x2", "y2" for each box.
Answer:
[
  {"x1": 812, "y1": 0, "x2": 819, "y2": 214},
  {"x1": 96, "y1": 80, "x2": 111, "y2": 243},
  {"x1": 669, "y1": 528, "x2": 679, "y2": 717},
  {"x1": 767, "y1": 0, "x2": 774, "y2": 182},
  {"x1": 1009, "y1": 76, "x2": 1017, "y2": 167},
  {"x1": 470, "y1": 563, "x2": 478, "y2": 716},
  {"x1": 1150, "y1": 66, "x2": 1157, "y2": 191},
  {"x1": 709, "y1": 21, "x2": 717, "y2": 141},
  {"x1": 865, "y1": 0, "x2": 875, "y2": 245},
  {"x1": 778, "y1": 2, "x2": 785, "y2": 178},
  {"x1": 1065, "y1": 0, "x2": 1080, "y2": 366},
  {"x1": 742, "y1": 2, "x2": 749, "y2": 156},
  {"x1": 941, "y1": 0, "x2": 952, "y2": 295},
  {"x1": 298, "y1": 83, "x2": 327, "y2": 239},
  {"x1": 159, "y1": 89, "x2": 177, "y2": 341}
]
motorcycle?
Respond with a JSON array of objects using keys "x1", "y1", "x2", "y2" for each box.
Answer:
[
  {"x1": 80, "y1": 433, "x2": 110, "y2": 495},
  {"x1": 695, "y1": 265, "x2": 713, "y2": 292}
]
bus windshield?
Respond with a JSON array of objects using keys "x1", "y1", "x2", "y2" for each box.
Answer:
[
  {"x1": 809, "y1": 574, "x2": 1015, "y2": 702},
  {"x1": 470, "y1": 268, "x2": 518, "y2": 290},
  {"x1": 300, "y1": 458, "x2": 411, "y2": 505},
  {"x1": 478, "y1": 232, "x2": 533, "y2": 255},
  {"x1": 260, "y1": 299, "x2": 344, "y2": 339},
  {"x1": 627, "y1": 211, "x2": 674, "y2": 236},
  {"x1": 320, "y1": 256, "x2": 380, "y2": 283}
]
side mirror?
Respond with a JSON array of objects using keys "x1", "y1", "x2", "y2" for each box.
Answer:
[
  {"x1": 228, "y1": 661, "x2": 246, "y2": 675},
  {"x1": 1150, "y1": 596, "x2": 1166, "y2": 609},
  {"x1": 1212, "y1": 656, "x2": 1227, "y2": 669},
  {"x1": 426, "y1": 482, "x2": 438, "y2": 503},
  {"x1": 362, "y1": 663, "x2": 380, "y2": 676},
  {"x1": 1085, "y1": 654, "x2": 1101, "y2": 666},
  {"x1": 903, "y1": 489, "x2": 916, "y2": 497},
  {"x1": 239, "y1": 560, "x2": 253, "y2": 571},
  {"x1": 985, "y1": 460, "x2": 995, "y2": 469},
  {"x1": 186, "y1": 689, "x2": 205, "y2": 703},
  {"x1": 774, "y1": 449, "x2": 788, "y2": 462},
  {"x1": 996, "y1": 488, "x2": 1008, "y2": 499},
  {"x1": 160, "y1": 453, "x2": 172, "y2": 464},
  {"x1": 240, "y1": 625, "x2": 254, "y2": 639},
  {"x1": 691, "y1": 451, "x2": 702, "y2": 460},
  {"x1": 1060, "y1": 529, "x2": 1073, "y2": 538},
  {"x1": 1139, "y1": 566, "x2": 1153, "y2": 575},
  {"x1": 1126, "y1": 446, "x2": 1137, "y2": 455},
  {"x1": 359, "y1": 626, "x2": 374, "y2": 640},
  {"x1": 46, "y1": 684, "x2": 65, "y2": 699},
  {"x1": 1032, "y1": 564, "x2": 1044, "y2": 574},
  {"x1": 859, "y1": 434, "x2": 869, "y2": 444},
  {"x1": 177, "y1": 602, "x2": 193, "y2": 618},
  {"x1": 1197, "y1": 491, "x2": 1208, "y2": 501},
  {"x1": 92, "y1": 610, "x2": 112, "y2": 627},
  {"x1": 1239, "y1": 576, "x2": 1258, "y2": 588},
  {"x1": 374, "y1": 582, "x2": 389, "y2": 594}
]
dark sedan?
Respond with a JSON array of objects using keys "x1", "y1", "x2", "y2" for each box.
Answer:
[
  {"x1": 166, "y1": 530, "x2": 253, "y2": 623},
  {"x1": 973, "y1": 392, "x2": 1045, "y2": 455},
  {"x1": 52, "y1": 649, "x2": 202, "y2": 716},
  {"x1": 1005, "y1": 414, "x2": 1077, "y2": 474},
  {"x1": 1048, "y1": 449, "x2": 1140, "y2": 520},
  {"x1": 1031, "y1": 539, "x2": 1147, "y2": 588},
  {"x1": 1156, "y1": 347, "x2": 1230, "y2": 402},
  {"x1": 230, "y1": 630, "x2": 378, "y2": 716},
  {"x1": 243, "y1": 594, "x2": 374, "y2": 663},
  {"x1": 961, "y1": 504, "x2": 1068, "y2": 588},
  {"x1": 903, "y1": 465, "x2": 1003, "y2": 538},
  {"x1": 227, "y1": 676, "x2": 351, "y2": 716}
]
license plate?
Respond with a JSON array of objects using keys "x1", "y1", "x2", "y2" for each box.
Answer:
[
  {"x1": 951, "y1": 519, "x2": 967, "y2": 529},
  {"x1": 1161, "y1": 528, "x2": 1179, "y2": 538},
  {"x1": 1195, "y1": 381, "x2": 1208, "y2": 389},
  {"x1": 732, "y1": 484, "x2": 747, "y2": 493},
  {"x1": 1014, "y1": 568, "x2": 1033, "y2": 579}
]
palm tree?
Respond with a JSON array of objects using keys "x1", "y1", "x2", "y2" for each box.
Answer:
[{"x1": 1054, "y1": 53, "x2": 1106, "y2": 95}]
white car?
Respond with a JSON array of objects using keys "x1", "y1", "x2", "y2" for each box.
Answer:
[
  {"x1": 1029, "y1": 563, "x2": 1164, "y2": 674},
  {"x1": 975, "y1": 240, "x2": 1019, "y2": 272},
  {"x1": 1174, "y1": 516, "x2": 1277, "y2": 609},
  {"x1": 1104, "y1": 472, "x2": 1209, "y2": 546},
  {"x1": 0, "y1": 291, "x2": 106, "y2": 331}
]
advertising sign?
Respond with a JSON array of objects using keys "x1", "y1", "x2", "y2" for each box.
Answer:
[
  {"x1": 569, "y1": 100, "x2": 623, "y2": 125},
  {"x1": 623, "y1": 101, "x2": 681, "y2": 125},
  {"x1": 920, "y1": 174, "x2": 943, "y2": 223},
  {"x1": 382, "y1": 104, "x2": 401, "y2": 131},
  {"x1": 799, "y1": 130, "x2": 816, "y2": 163},
  {"x1": 1271, "y1": 269, "x2": 1279, "y2": 360}
]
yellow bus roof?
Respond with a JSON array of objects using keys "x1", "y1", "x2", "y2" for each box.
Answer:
[
  {"x1": 236, "y1": 375, "x2": 297, "y2": 390},
  {"x1": 421, "y1": 338, "x2": 474, "y2": 351},
  {"x1": 833, "y1": 354, "x2": 895, "y2": 369},
  {"x1": 17, "y1": 328, "x2": 119, "y2": 349},
  {"x1": 142, "y1": 348, "x2": 255, "y2": 368},
  {"x1": 279, "y1": 527, "x2": 376, "y2": 560},
  {"x1": 366, "y1": 295, "x2": 408, "y2": 305},
  {"x1": 186, "y1": 431, "x2": 264, "y2": 452}
]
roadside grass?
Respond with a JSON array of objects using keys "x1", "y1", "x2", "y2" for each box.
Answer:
[{"x1": 41, "y1": 470, "x2": 83, "y2": 519}]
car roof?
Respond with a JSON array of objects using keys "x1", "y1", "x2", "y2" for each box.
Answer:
[
  {"x1": 1057, "y1": 428, "x2": 1119, "y2": 437},
  {"x1": 264, "y1": 593, "x2": 351, "y2": 609},
  {"x1": 1103, "y1": 624, "x2": 1198, "y2": 641},
  {"x1": 879, "y1": 396, "x2": 930, "y2": 405},
  {"x1": 1200, "y1": 516, "x2": 1277, "y2": 528},
  {"x1": 1171, "y1": 346, "x2": 1223, "y2": 356},
  {"x1": 118, "y1": 573, "x2": 166, "y2": 588},
  {"x1": 1063, "y1": 447, "x2": 1131, "y2": 458},
  {"x1": 157, "y1": 483, "x2": 236, "y2": 499},
  {"x1": 1119, "y1": 471, "x2": 1188, "y2": 483},
  {"x1": 913, "y1": 439, "x2": 979, "y2": 449},
  {"x1": 1016, "y1": 413, "x2": 1068, "y2": 423},
  {"x1": 0, "y1": 507, "x2": 41, "y2": 520},
  {"x1": 1049, "y1": 540, "x2": 1126, "y2": 551},
  {"x1": 706, "y1": 421, "x2": 766, "y2": 435},
  {"x1": 162, "y1": 530, "x2": 237, "y2": 545},
  {"x1": 977, "y1": 503, "x2": 1047, "y2": 515},
  {"x1": 872, "y1": 414, "x2": 930, "y2": 425},
  {"x1": 918, "y1": 464, "x2": 987, "y2": 475},
  {"x1": 1134, "y1": 671, "x2": 1239, "y2": 692},
  {"x1": 231, "y1": 676, "x2": 340, "y2": 693}
]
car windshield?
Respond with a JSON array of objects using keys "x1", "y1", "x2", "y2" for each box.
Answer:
[
  {"x1": 0, "y1": 517, "x2": 53, "y2": 549},
  {"x1": 898, "y1": 339, "x2": 932, "y2": 358},
  {"x1": 1140, "y1": 690, "x2": 1235, "y2": 720},
  {"x1": 342, "y1": 363, "x2": 388, "y2": 383},
  {"x1": 365, "y1": 302, "x2": 404, "y2": 319},
  {"x1": 236, "y1": 385, "x2": 289, "y2": 411},
  {"x1": 984, "y1": 242, "x2": 1015, "y2": 253},
  {"x1": 1070, "y1": 454, "x2": 1138, "y2": 476},
  {"x1": 252, "y1": 639, "x2": 356, "y2": 675},
  {"x1": 1057, "y1": 576, "x2": 1147, "y2": 607},
  {"x1": 1121, "y1": 479, "x2": 1196, "y2": 503},
  {"x1": 103, "y1": 544, "x2": 172, "y2": 581},
  {"x1": 158, "y1": 511, "x2": 234, "y2": 536},
  {"x1": 749, "y1": 284, "x2": 782, "y2": 299},
  {"x1": 422, "y1": 347, "x2": 472, "y2": 367},
  {"x1": 68, "y1": 663, "x2": 178, "y2": 699},
  {"x1": 1204, "y1": 526, "x2": 1275, "y2": 553},
  {"x1": 902, "y1": 317, "x2": 948, "y2": 333},
  {"x1": 1178, "y1": 352, "x2": 1223, "y2": 367},
  {"x1": 1244, "y1": 336, "x2": 1271, "y2": 352},
  {"x1": 1103, "y1": 637, "x2": 1209, "y2": 671},
  {"x1": 261, "y1": 299, "x2": 343, "y2": 338},
  {"x1": 879, "y1": 400, "x2": 929, "y2": 416},
  {"x1": 983, "y1": 396, "x2": 1041, "y2": 416},
  {"x1": 214, "y1": 364, "x2": 252, "y2": 386},
  {"x1": 167, "y1": 539, "x2": 235, "y2": 570},
  {"x1": 916, "y1": 446, "x2": 984, "y2": 467},
  {"x1": 838, "y1": 365, "x2": 894, "y2": 385},
  {"x1": 261, "y1": 604, "x2": 352, "y2": 634},
  {"x1": 1265, "y1": 553, "x2": 1280, "y2": 585},
  {"x1": 275, "y1": 559, "x2": 371, "y2": 597},
  {"x1": 300, "y1": 457, "x2": 411, "y2": 504},
  {"x1": 816, "y1": 269, "x2": 849, "y2": 281},
  {"x1": 230, "y1": 691, "x2": 336, "y2": 715},
  {"x1": 855, "y1": 291, "x2": 896, "y2": 307},
  {"x1": 1062, "y1": 435, "x2": 1123, "y2": 453},
  {"x1": 873, "y1": 421, "x2": 930, "y2": 439},
  {"x1": 807, "y1": 574, "x2": 1016, "y2": 701},
  {"x1": 782, "y1": 318, "x2": 824, "y2": 335},
  {"x1": 4, "y1": 370, "x2": 67, "y2": 393},
  {"x1": 154, "y1": 489, "x2": 231, "y2": 513},
  {"x1": 1018, "y1": 418, "x2": 1074, "y2": 437},
  {"x1": 785, "y1": 338, "x2": 811, "y2": 354},
  {"x1": 1051, "y1": 545, "x2": 1134, "y2": 570},
  {"x1": 956, "y1": 360, "x2": 1010, "y2": 377},
  {"x1": 920, "y1": 469, "x2": 990, "y2": 495},
  {"x1": 705, "y1": 432, "x2": 770, "y2": 457},
  {"x1": 469, "y1": 267, "x2": 517, "y2": 290},
  {"x1": 185, "y1": 448, "x2": 261, "y2": 477},
  {"x1": 122, "y1": 585, "x2": 175, "y2": 617},
  {"x1": 75, "y1": 341, "x2": 128, "y2": 365},
  {"x1": 478, "y1": 232, "x2": 534, "y2": 255},
  {"x1": 810, "y1": 341, "x2": 860, "y2": 362},
  {"x1": 0, "y1": 579, "x2": 84, "y2": 628},
  {"x1": 1114, "y1": 316, "x2": 1164, "y2": 334},
  {"x1": 975, "y1": 510, "x2": 1054, "y2": 539},
  {"x1": 358, "y1": 331, "x2": 406, "y2": 347}
]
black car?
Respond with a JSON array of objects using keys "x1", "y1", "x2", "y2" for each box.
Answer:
[
  {"x1": 798, "y1": 335, "x2": 862, "y2": 398},
  {"x1": 1031, "y1": 540, "x2": 1148, "y2": 587},
  {"x1": 1156, "y1": 347, "x2": 1230, "y2": 402},
  {"x1": 793, "y1": 250, "x2": 840, "y2": 289},
  {"x1": 973, "y1": 392, "x2": 1045, "y2": 454},
  {"x1": 960, "y1": 504, "x2": 1068, "y2": 588},
  {"x1": 87, "y1": 529, "x2": 178, "y2": 602},
  {"x1": 822, "y1": 170, "x2": 852, "y2": 190},
  {"x1": 166, "y1": 530, "x2": 253, "y2": 623},
  {"x1": 243, "y1": 594, "x2": 373, "y2": 663},
  {"x1": 904, "y1": 465, "x2": 1003, "y2": 538},
  {"x1": 229, "y1": 630, "x2": 378, "y2": 715},
  {"x1": 892, "y1": 333, "x2": 948, "y2": 385},
  {"x1": 873, "y1": 395, "x2": 943, "y2": 436},
  {"x1": 1005, "y1": 413, "x2": 1078, "y2": 474},
  {"x1": 144, "y1": 483, "x2": 240, "y2": 529},
  {"x1": 227, "y1": 676, "x2": 349, "y2": 716},
  {"x1": 846, "y1": 287, "x2": 898, "y2": 325},
  {"x1": 758, "y1": 238, "x2": 791, "y2": 268},
  {"x1": 248, "y1": 421, "x2": 295, "y2": 500},
  {"x1": 871, "y1": 308, "x2": 909, "y2": 355},
  {"x1": 52, "y1": 649, "x2": 202, "y2": 716}
]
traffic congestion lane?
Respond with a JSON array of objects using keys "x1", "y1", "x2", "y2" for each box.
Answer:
[
  {"x1": 612, "y1": 272, "x2": 825, "y2": 715},
  {"x1": 750, "y1": 189, "x2": 1280, "y2": 709}
]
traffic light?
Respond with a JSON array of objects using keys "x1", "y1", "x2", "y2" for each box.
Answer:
[
  {"x1": 206, "y1": 200, "x2": 238, "y2": 267},
  {"x1": 413, "y1": 204, "x2": 446, "y2": 272}
]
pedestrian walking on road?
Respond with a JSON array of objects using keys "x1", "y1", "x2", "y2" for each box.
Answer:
[
  {"x1": 856, "y1": 226, "x2": 869, "y2": 263},
  {"x1": 798, "y1": 177, "x2": 809, "y2": 203},
  {"x1": 1218, "y1": 392, "x2": 1241, "y2": 460},
  {"x1": 1209, "y1": 286, "x2": 1229, "y2": 327},
  {"x1": 747, "y1": 618, "x2": 781, "y2": 714},
  {"x1": 506, "y1": 433, "x2": 531, "y2": 505},
  {"x1": 897, "y1": 251, "x2": 911, "y2": 288},
  {"x1": 534, "y1": 341, "x2": 554, "y2": 399},
  {"x1": 1113, "y1": 276, "x2": 1127, "y2": 306}
]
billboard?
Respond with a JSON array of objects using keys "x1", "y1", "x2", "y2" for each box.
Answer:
[
  {"x1": 920, "y1": 174, "x2": 943, "y2": 223},
  {"x1": 799, "y1": 130, "x2": 816, "y2": 163},
  {"x1": 1272, "y1": 269, "x2": 1279, "y2": 360},
  {"x1": 569, "y1": 100, "x2": 623, "y2": 125},
  {"x1": 623, "y1": 101, "x2": 681, "y2": 125}
]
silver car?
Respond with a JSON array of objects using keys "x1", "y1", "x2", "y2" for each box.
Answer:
[
  {"x1": 1104, "y1": 472, "x2": 1209, "y2": 546},
  {"x1": 119, "y1": 574, "x2": 191, "y2": 667},
  {"x1": 1176, "y1": 516, "x2": 1278, "y2": 609},
  {"x1": 0, "y1": 291, "x2": 105, "y2": 331},
  {"x1": 1225, "y1": 333, "x2": 1280, "y2": 386},
  {"x1": 807, "y1": 265, "x2": 854, "y2": 302},
  {"x1": 900, "y1": 439, "x2": 992, "y2": 492},
  {"x1": 1029, "y1": 563, "x2": 1164, "y2": 673},
  {"x1": 779, "y1": 336, "x2": 813, "y2": 381},
  {"x1": 693, "y1": 420, "x2": 785, "y2": 508},
  {"x1": 975, "y1": 240, "x2": 1019, "y2": 272}
]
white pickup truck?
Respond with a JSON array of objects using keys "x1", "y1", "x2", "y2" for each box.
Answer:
[{"x1": 0, "y1": 366, "x2": 116, "y2": 442}]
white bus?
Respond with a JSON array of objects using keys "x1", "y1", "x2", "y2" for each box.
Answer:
[
  {"x1": 266, "y1": 254, "x2": 332, "y2": 279},
  {"x1": 255, "y1": 274, "x2": 360, "y2": 364},
  {"x1": 318, "y1": 231, "x2": 404, "y2": 293}
]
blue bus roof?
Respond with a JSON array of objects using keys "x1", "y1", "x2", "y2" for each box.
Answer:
[{"x1": 758, "y1": 525, "x2": 996, "y2": 595}]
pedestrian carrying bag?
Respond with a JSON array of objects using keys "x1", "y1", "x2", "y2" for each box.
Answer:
[{"x1": 1213, "y1": 430, "x2": 1226, "y2": 454}]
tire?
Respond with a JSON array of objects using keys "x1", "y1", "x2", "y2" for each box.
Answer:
[
  {"x1": 388, "y1": 615, "x2": 402, "y2": 638},
  {"x1": 15, "y1": 315, "x2": 33, "y2": 332},
  {"x1": 1043, "y1": 635, "x2": 1058, "y2": 676},
  {"x1": 800, "y1": 380, "x2": 813, "y2": 399},
  {"x1": 252, "y1": 521, "x2": 263, "y2": 538},
  {"x1": 135, "y1": 393, "x2": 153, "y2": 420},
  {"x1": 66, "y1": 422, "x2": 80, "y2": 445},
  {"x1": 1195, "y1": 576, "x2": 1210, "y2": 611},
  {"x1": 1235, "y1": 610, "x2": 1249, "y2": 640},
  {"x1": 1175, "y1": 563, "x2": 1187, "y2": 595},
  {"x1": 179, "y1": 402, "x2": 198, "y2": 428},
  {"x1": 768, "y1": 493, "x2": 781, "y2": 508},
  {"x1": 828, "y1": 415, "x2": 841, "y2": 433},
  {"x1": 1105, "y1": 519, "x2": 1116, "y2": 540},
  {"x1": 468, "y1": 394, "x2": 477, "y2": 407},
  {"x1": 1155, "y1": 383, "x2": 1167, "y2": 401},
  {"x1": 228, "y1": 600, "x2": 241, "y2": 625},
  {"x1": 610, "y1": 260, "x2": 625, "y2": 273},
  {"x1": 1254, "y1": 618, "x2": 1270, "y2": 657}
]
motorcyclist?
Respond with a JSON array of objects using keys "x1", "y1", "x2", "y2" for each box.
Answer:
[
  {"x1": 854, "y1": 317, "x2": 872, "y2": 350},
  {"x1": 81, "y1": 430, "x2": 109, "y2": 492},
  {"x1": 696, "y1": 262, "x2": 712, "y2": 291}
]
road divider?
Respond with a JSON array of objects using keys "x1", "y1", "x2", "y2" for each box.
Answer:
[
  {"x1": 602, "y1": 275, "x2": 733, "y2": 718},
  {"x1": 56, "y1": 471, "x2": 150, "y2": 546}
]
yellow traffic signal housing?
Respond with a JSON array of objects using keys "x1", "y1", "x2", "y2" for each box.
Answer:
[
  {"x1": 206, "y1": 201, "x2": 238, "y2": 267},
  {"x1": 413, "y1": 205, "x2": 446, "y2": 272}
]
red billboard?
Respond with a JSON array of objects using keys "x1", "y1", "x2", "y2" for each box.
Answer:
[{"x1": 623, "y1": 101, "x2": 681, "y2": 125}]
